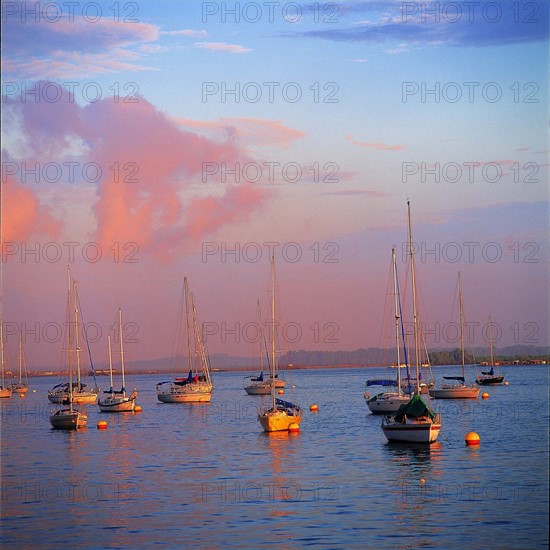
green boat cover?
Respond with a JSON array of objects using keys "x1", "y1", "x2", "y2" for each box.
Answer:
[{"x1": 394, "y1": 393, "x2": 436, "y2": 421}]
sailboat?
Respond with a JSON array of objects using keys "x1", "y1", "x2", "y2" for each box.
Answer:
[
  {"x1": 157, "y1": 277, "x2": 213, "y2": 403},
  {"x1": 381, "y1": 201, "x2": 441, "y2": 443},
  {"x1": 11, "y1": 331, "x2": 29, "y2": 394},
  {"x1": 258, "y1": 256, "x2": 302, "y2": 432},
  {"x1": 476, "y1": 316, "x2": 505, "y2": 385},
  {"x1": 244, "y1": 300, "x2": 277, "y2": 395},
  {"x1": 364, "y1": 248, "x2": 410, "y2": 414},
  {"x1": 0, "y1": 322, "x2": 13, "y2": 398},
  {"x1": 50, "y1": 269, "x2": 88, "y2": 429},
  {"x1": 48, "y1": 279, "x2": 100, "y2": 404},
  {"x1": 429, "y1": 272, "x2": 480, "y2": 399},
  {"x1": 98, "y1": 309, "x2": 138, "y2": 412}
]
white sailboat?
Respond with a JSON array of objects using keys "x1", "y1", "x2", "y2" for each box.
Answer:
[
  {"x1": 476, "y1": 316, "x2": 505, "y2": 385},
  {"x1": 50, "y1": 269, "x2": 88, "y2": 429},
  {"x1": 11, "y1": 331, "x2": 29, "y2": 394},
  {"x1": 157, "y1": 277, "x2": 213, "y2": 403},
  {"x1": 0, "y1": 322, "x2": 13, "y2": 398},
  {"x1": 429, "y1": 272, "x2": 480, "y2": 399},
  {"x1": 98, "y1": 309, "x2": 138, "y2": 412},
  {"x1": 244, "y1": 300, "x2": 276, "y2": 395},
  {"x1": 48, "y1": 279, "x2": 100, "y2": 404},
  {"x1": 382, "y1": 201, "x2": 441, "y2": 444},
  {"x1": 364, "y1": 248, "x2": 410, "y2": 414},
  {"x1": 258, "y1": 256, "x2": 302, "y2": 432}
]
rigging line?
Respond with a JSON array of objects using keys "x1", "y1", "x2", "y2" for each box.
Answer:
[{"x1": 75, "y1": 284, "x2": 98, "y2": 387}]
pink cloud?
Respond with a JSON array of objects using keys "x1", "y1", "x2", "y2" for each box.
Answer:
[
  {"x1": 173, "y1": 117, "x2": 306, "y2": 148},
  {"x1": 194, "y1": 42, "x2": 251, "y2": 53},
  {"x1": 346, "y1": 135, "x2": 405, "y2": 151}
]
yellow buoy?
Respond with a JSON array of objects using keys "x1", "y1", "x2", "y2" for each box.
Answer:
[
  {"x1": 504, "y1": 381, "x2": 509, "y2": 386},
  {"x1": 309, "y1": 404, "x2": 318, "y2": 412},
  {"x1": 134, "y1": 405, "x2": 142, "y2": 413},
  {"x1": 481, "y1": 392, "x2": 489, "y2": 399},
  {"x1": 278, "y1": 389, "x2": 284, "y2": 395},
  {"x1": 420, "y1": 478, "x2": 426, "y2": 484},
  {"x1": 97, "y1": 420, "x2": 108, "y2": 430},
  {"x1": 288, "y1": 422, "x2": 300, "y2": 432},
  {"x1": 465, "y1": 431, "x2": 480, "y2": 446}
]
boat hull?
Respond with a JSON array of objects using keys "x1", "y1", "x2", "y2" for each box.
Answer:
[
  {"x1": 0, "y1": 387, "x2": 13, "y2": 398},
  {"x1": 48, "y1": 389, "x2": 100, "y2": 404},
  {"x1": 476, "y1": 375, "x2": 505, "y2": 385},
  {"x1": 12, "y1": 384, "x2": 28, "y2": 394},
  {"x1": 382, "y1": 416, "x2": 441, "y2": 443},
  {"x1": 258, "y1": 409, "x2": 302, "y2": 432},
  {"x1": 244, "y1": 383, "x2": 271, "y2": 395},
  {"x1": 50, "y1": 409, "x2": 88, "y2": 430},
  {"x1": 429, "y1": 385, "x2": 480, "y2": 399},
  {"x1": 365, "y1": 392, "x2": 410, "y2": 414},
  {"x1": 157, "y1": 382, "x2": 213, "y2": 403},
  {"x1": 98, "y1": 392, "x2": 137, "y2": 412}
]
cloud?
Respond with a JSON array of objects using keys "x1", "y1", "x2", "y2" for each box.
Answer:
[
  {"x1": 194, "y1": 42, "x2": 252, "y2": 53},
  {"x1": 162, "y1": 29, "x2": 208, "y2": 37},
  {"x1": 346, "y1": 135, "x2": 405, "y2": 151},
  {"x1": 290, "y1": 1, "x2": 549, "y2": 49},
  {"x1": 322, "y1": 189, "x2": 388, "y2": 197},
  {"x1": 1, "y1": 176, "x2": 62, "y2": 244},
  {"x1": 3, "y1": 83, "x2": 272, "y2": 261},
  {"x1": 3, "y1": 12, "x2": 159, "y2": 78},
  {"x1": 173, "y1": 117, "x2": 306, "y2": 148}
]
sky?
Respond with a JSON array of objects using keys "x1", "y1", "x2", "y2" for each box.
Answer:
[{"x1": 1, "y1": 0, "x2": 548, "y2": 370}]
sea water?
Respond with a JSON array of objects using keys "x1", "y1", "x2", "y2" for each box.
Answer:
[{"x1": 1, "y1": 365, "x2": 548, "y2": 549}]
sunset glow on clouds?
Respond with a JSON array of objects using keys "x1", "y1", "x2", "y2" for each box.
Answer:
[{"x1": 1, "y1": 1, "x2": 548, "y2": 367}]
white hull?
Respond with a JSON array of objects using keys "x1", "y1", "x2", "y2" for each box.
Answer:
[
  {"x1": 12, "y1": 384, "x2": 28, "y2": 394},
  {"x1": 365, "y1": 392, "x2": 410, "y2": 414},
  {"x1": 98, "y1": 391, "x2": 137, "y2": 412},
  {"x1": 429, "y1": 385, "x2": 480, "y2": 399},
  {"x1": 48, "y1": 389, "x2": 100, "y2": 404},
  {"x1": 50, "y1": 409, "x2": 88, "y2": 430},
  {"x1": 0, "y1": 387, "x2": 12, "y2": 398},
  {"x1": 157, "y1": 382, "x2": 213, "y2": 403},
  {"x1": 382, "y1": 415, "x2": 441, "y2": 443},
  {"x1": 258, "y1": 408, "x2": 302, "y2": 432},
  {"x1": 244, "y1": 383, "x2": 271, "y2": 395}
]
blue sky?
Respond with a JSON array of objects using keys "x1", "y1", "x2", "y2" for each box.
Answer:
[{"x1": 1, "y1": 0, "x2": 548, "y2": 367}]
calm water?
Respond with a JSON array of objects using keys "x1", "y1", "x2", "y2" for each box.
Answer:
[{"x1": 1, "y1": 365, "x2": 548, "y2": 549}]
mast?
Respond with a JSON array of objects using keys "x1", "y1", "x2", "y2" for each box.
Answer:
[
  {"x1": 271, "y1": 255, "x2": 276, "y2": 410},
  {"x1": 184, "y1": 278, "x2": 192, "y2": 375},
  {"x1": 256, "y1": 299, "x2": 263, "y2": 372},
  {"x1": 18, "y1": 331, "x2": 22, "y2": 384},
  {"x1": 118, "y1": 308, "x2": 126, "y2": 394},
  {"x1": 488, "y1": 315, "x2": 494, "y2": 367},
  {"x1": 392, "y1": 248, "x2": 402, "y2": 395},
  {"x1": 1, "y1": 322, "x2": 5, "y2": 387},
  {"x1": 407, "y1": 200, "x2": 421, "y2": 395},
  {"x1": 73, "y1": 280, "x2": 82, "y2": 389},
  {"x1": 108, "y1": 335, "x2": 113, "y2": 392},
  {"x1": 458, "y1": 272, "x2": 465, "y2": 382},
  {"x1": 67, "y1": 268, "x2": 74, "y2": 411}
]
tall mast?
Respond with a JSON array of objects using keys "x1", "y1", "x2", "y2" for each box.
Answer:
[
  {"x1": 488, "y1": 315, "x2": 494, "y2": 367},
  {"x1": 73, "y1": 280, "x2": 82, "y2": 388},
  {"x1": 0, "y1": 322, "x2": 5, "y2": 387},
  {"x1": 271, "y1": 255, "x2": 276, "y2": 410},
  {"x1": 118, "y1": 308, "x2": 126, "y2": 394},
  {"x1": 184, "y1": 278, "x2": 192, "y2": 374},
  {"x1": 407, "y1": 200, "x2": 421, "y2": 395},
  {"x1": 67, "y1": 267, "x2": 74, "y2": 411},
  {"x1": 18, "y1": 330, "x2": 22, "y2": 384},
  {"x1": 392, "y1": 248, "x2": 402, "y2": 395},
  {"x1": 458, "y1": 272, "x2": 465, "y2": 381},
  {"x1": 108, "y1": 335, "x2": 113, "y2": 391}
]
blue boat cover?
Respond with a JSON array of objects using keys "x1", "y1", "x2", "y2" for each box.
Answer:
[{"x1": 366, "y1": 379, "x2": 398, "y2": 387}]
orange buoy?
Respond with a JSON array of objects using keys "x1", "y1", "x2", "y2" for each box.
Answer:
[
  {"x1": 504, "y1": 381, "x2": 509, "y2": 386},
  {"x1": 278, "y1": 389, "x2": 284, "y2": 395},
  {"x1": 97, "y1": 420, "x2": 108, "y2": 430},
  {"x1": 19, "y1": 393, "x2": 25, "y2": 398},
  {"x1": 288, "y1": 422, "x2": 300, "y2": 432},
  {"x1": 465, "y1": 431, "x2": 480, "y2": 446},
  {"x1": 481, "y1": 392, "x2": 489, "y2": 399},
  {"x1": 134, "y1": 405, "x2": 142, "y2": 413},
  {"x1": 309, "y1": 404, "x2": 318, "y2": 412}
]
